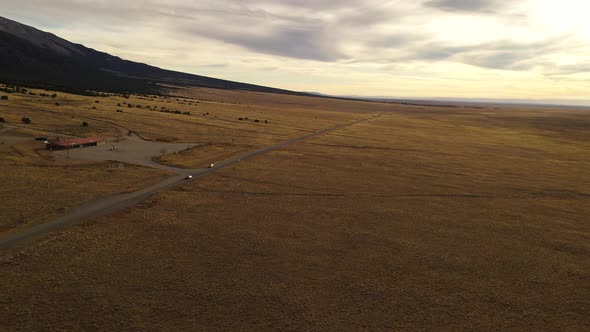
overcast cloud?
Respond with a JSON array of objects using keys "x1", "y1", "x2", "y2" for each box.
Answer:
[{"x1": 1, "y1": 0, "x2": 590, "y2": 101}]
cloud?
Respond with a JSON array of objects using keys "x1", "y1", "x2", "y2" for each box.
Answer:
[
  {"x1": 0, "y1": 0, "x2": 589, "y2": 100},
  {"x1": 423, "y1": 0, "x2": 500, "y2": 12},
  {"x1": 198, "y1": 25, "x2": 346, "y2": 61}
]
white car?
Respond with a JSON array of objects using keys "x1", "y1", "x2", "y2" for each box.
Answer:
[
  {"x1": 208, "y1": 163, "x2": 215, "y2": 168},
  {"x1": 185, "y1": 175, "x2": 193, "y2": 179}
]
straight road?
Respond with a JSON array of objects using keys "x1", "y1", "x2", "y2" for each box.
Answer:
[{"x1": 0, "y1": 114, "x2": 381, "y2": 250}]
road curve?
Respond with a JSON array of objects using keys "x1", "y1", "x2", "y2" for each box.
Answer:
[{"x1": 0, "y1": 114, "x2": 381, "y2": 250}]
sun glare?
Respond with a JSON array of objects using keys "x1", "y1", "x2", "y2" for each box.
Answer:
[{"x1": 533, "y1": 0, "x2": 590, "y2": 38}]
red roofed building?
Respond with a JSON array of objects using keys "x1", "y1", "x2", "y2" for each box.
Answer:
[{"x1": 47, "y1": 137, "x2": 105, "y2": 150}]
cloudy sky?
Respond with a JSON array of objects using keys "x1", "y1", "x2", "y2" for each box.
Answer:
[{"x1": 3, "y1": 0, "x2": 590, "y2": 102}]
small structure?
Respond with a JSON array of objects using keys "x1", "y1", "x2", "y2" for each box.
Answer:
[{"x1": 47, "y1": 137, "x2": 105, "y2": 150}]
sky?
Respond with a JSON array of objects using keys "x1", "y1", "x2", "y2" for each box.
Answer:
[{"x1": 2, "y1": 0, "x2": 590, "y2": 103}]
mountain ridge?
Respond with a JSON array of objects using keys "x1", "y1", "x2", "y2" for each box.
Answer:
[{"x1": 0, "y1": 16, "x2": 309, "y2": 96}]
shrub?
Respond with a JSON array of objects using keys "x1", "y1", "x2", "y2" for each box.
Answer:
[
  {"x1": 55, "y1": 102, "x2": 60, "y2": 106},
  {"x1": 95, "y1": 100, "x2": 100, "y2": 103},
  {"x1": 238, "y1": 117, "x2": 244, "y2": 121},
  {"x1": 51, "y1": 94, "x2": 57, "y2": 99},
  {"x1": 82, "y1": 121, "x2": 89, "y2": 127},
  {"x1": 116, "y1": 109, "x2": 123, "y2": 113},
  {"x1": 265, "y1": 120, "x2": 269, "y2": 123},
  {"x1": 21, "y1": 117, "x2": 31, "y2": 124},
  {"x1": 1, "y1": 96, "x2": 7, "y2": 100},
  {"x1": 255, "y1": 119, "x2": 260, "y2": 123},
  {"x1": 0, "y1": 117, "x2": 5, "y2": 123}
]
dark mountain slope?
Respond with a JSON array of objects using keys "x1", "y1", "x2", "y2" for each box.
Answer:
[
  {"x1": 0, "y1": 16, "x2": 308, "y2": 96},
  {"x1": 0, "y1": 30, "x2": 157, "y2": 94}
]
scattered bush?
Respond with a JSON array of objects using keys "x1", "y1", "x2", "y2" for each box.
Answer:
[
  {"x1": 95, "y1": 100, "x2": 100, "y2": 103},
  {"x1": 0, "y1": 117, "x2": 5, "y2": 123},
  {"x1": 265, "y1": 120, "x2": 269, "y2": 123},
  {"x1": 82, "y1": 121, "x2": 89, "y2": 127},
  {"x1": 238, "y1": 117, "x2": 244, "y2": 121},
  {"x1": 54, "y1": 102, "x2": 60, "y2": 106},
  {"x1": 21, "y1": 117, "x2": 31, "y2": 124},
  {"x1": 92, "y1": 106, "x2": 97, "y2": 109},
  {"x1": 1, "y1": 96, "x2": 7, "y2": 100},
  {"x1": 117, "y1": 103, "x2": 121, "y2": 107},
  {"x1": 255, "y1": 119, "x2": 260, "y2": 123},
  {"x1": 51, "y1": 94, "x2": 57, "y2": 99},
  {"x1": 116, "y1": 109, "x2": 123, "y2": 113}
]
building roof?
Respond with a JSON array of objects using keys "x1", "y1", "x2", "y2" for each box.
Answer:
[{"x1": 50, "y1": 137, "x2": 104, "y2": 147}]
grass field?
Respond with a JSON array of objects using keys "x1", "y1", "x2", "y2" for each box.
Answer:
[
  {"x1": 2, "y1": 95, "x2": 588, "y2": 330},
  {"x1": 0, "y1": 138, "x2": 171, "y2": 234},
  {"x1": 0, "y1": 86, "x2": 378, "y2": 234}
]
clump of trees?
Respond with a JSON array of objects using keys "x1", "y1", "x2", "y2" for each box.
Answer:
[
  {"x1": 236, "y1": 117, "x2": 269, "y2": 124},
  {"x1": 158, "y1": 109, "x2": 192, "y2": 116},
  {"x1": 116, "y1": 109, "x2": 124, "y2": 113}
]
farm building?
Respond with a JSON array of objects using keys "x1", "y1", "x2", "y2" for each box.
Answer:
[{"x1": 47, "y1": 137, "x2": 105, "y2": 150}]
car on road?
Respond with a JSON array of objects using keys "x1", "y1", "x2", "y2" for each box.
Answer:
[
  {"x1": 185, "y1": 175, "x2": 193, "y2": 179},
  {"x1": 208, "y1": 163, "x2": 215, "y2": 168}
]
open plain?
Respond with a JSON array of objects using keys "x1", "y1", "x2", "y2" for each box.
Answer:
[{"x1": 1, "y1": 87, "x2": 589, "y2": 330}]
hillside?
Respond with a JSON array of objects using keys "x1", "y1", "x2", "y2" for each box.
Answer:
[{"x1": 0, "y1": 16, "x2": 307, "y2": 96}]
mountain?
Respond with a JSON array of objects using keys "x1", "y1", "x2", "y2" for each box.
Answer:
[{"x1": 0, "y1": 16, "x2": 307, "y2": 96}]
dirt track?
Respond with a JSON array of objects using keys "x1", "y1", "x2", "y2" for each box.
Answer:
[{"x1": 0, "y1": 114, "x2": 381, "y2": 250}]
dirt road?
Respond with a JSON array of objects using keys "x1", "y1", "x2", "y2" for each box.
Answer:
[{"x1": 0, "y1": 114, "x2": 381, "y2": 250}]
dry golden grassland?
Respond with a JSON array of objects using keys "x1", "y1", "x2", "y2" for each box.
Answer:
[
  {"x1": 0, "y1": 139, "x2": 171, "y2": 234},
  {"x1": 2, "y1": 100, "x2": 588, "y2": 330},
  {"x1": 0, "y1": 86, "x2": 379, "y2": 233}
]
